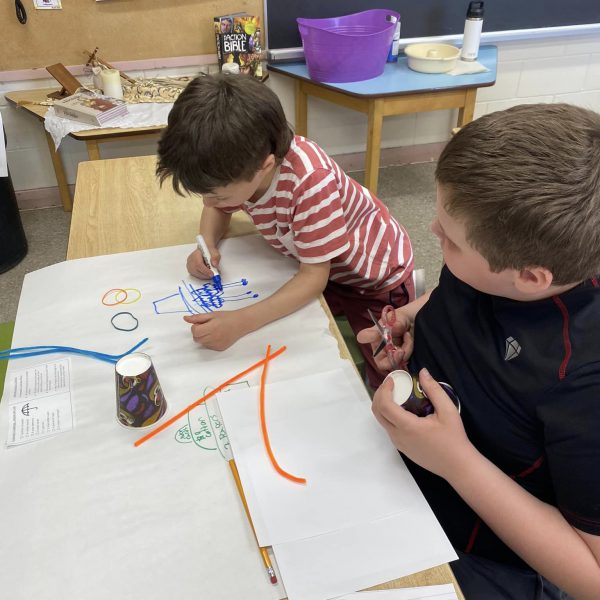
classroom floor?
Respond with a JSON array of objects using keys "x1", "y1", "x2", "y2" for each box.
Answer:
[{"x1": 0, "y1": 162, "x2": 443, "y2": 323}]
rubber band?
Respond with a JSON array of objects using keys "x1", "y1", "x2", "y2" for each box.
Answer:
[
  {"x1": 119, "y1": 288, "x2": 142, "y2": 305},
  {"x1": 101, "y1": 288, "x2": 142, "y2": 306},
  {"x1": 110, "y1": 312, "x2": 139, "y2": 332},
  {"x1": 259, "y1": 345, "x2": 307, "y2": 485},
  {"x1": 134, "y1": 345, "x2": 287, "y2": 447},
  {"x1": 102, "y1": 288, "x2": 128, "y2": 306}
]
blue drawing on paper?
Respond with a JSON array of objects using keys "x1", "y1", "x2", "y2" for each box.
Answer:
[{"x1": 152, "y1": 279, "x2": 259, "y2": 315}]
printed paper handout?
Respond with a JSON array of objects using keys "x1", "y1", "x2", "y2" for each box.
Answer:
[{"x1": 5, "y1": 358, "x2": 74, "y2": 446}]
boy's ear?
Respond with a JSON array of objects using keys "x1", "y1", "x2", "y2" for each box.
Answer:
[
  {"x1": 260, "y1": 154, "x2": 276, "y2": 172},
  {"x1": 514, "y1": 267, "x2": 554, "y2": 294}
]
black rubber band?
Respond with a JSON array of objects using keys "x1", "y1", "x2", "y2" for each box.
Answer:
[{"x1": 110, "y1": 312, "x2": 139, "y2": 332}]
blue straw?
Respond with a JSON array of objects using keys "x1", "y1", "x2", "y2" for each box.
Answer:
[{"x1": 0, "y1": 338, "x2": 149, "y2": 365}]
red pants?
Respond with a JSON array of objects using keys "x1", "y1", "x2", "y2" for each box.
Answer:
[{"x1": 324, "y1": 276, "x2": 415, "y2": 389}]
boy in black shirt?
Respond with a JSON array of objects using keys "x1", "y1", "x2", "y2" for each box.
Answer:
[{"x1": 358, "y1": 103, "x2": 600, "y2": 599}]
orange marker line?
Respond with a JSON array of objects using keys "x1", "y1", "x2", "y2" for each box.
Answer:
[
  {"x1": 259, "y1": 345, "x2": 307, "y2": 485},
  {"x1": 134, "y1": 345, "x2": 287, "y2": 447}
]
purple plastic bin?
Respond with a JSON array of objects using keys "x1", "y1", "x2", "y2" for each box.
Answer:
[{"x1": 297, "y1": 9, "x2": 400, "y2": 83}]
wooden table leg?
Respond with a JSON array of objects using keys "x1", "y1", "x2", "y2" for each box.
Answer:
[
  {"x1": 44, "y1": 130, "x2": 72, "y2": 212},
  {"x1": 86, "y1": 140, "x2": 101, "y2": 161},
  {"x1": 295, "y1": 80, "x2": 308, "y2": 137},
  {"x1": 365, "y1": 99, "x2": 384, "y2": 195},
  {"x1": 457, "y1": 88, "x2": 477, "y2": 127}
]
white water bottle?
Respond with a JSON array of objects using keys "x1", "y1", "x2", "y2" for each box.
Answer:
[
  {"x1": 387, "y1": 15, "x2": 401, "y2": 62},
  {"x1": 461, "y1": 1, "x2": 484, "y2": 61}
]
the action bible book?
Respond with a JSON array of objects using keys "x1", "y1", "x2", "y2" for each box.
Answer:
[{"x1": 213, "y1": 13, "x2": 263, "y2": 79}]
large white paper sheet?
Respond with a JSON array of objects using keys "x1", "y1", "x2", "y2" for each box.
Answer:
[
  {"x1": 218, "y1": 365, "x2": 456, "y2": 600},
  {"x1": 338, "y1": 583, "x2": 459, "y2": 599},
  {"x1": 0, "y1": 236, "x2": 350, "y2": 600},
  {"x1": 218, "y1": 367, "x2": 425, "y2": 546},
  {"x1": 272, "y1": 511, "x2": 457, "y2": 600}
]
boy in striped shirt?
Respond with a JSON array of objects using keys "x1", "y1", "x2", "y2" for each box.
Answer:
[{"x1": 157, "y1": 74, "x2": 414, "y2": 387}]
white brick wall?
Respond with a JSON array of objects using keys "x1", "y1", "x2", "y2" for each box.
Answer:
[{"x1": 2, "y1": 33, "x2": 600, "y2": 193}]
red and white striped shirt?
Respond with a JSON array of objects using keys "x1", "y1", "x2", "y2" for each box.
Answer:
[{"x1": 228, "y1": 136, "x2": 413, "y2": 292}]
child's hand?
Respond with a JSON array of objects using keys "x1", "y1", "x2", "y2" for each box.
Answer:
[
  {"x1": 186, "y1": 248, "x2": 221, "y2": 279},
  {"x1": 356, "y1": 308, "x2": 414, "y2": 373},
  {"x1": 372, "y1": 368, "x2": 474, "y2": 481},
  {"x1": 183, "y1": 310, "x2": 246, "y2": 351}
]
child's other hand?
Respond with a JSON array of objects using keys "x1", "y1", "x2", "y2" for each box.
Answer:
[
  {"x1": 183, "y1": 310, "x2": 246, "y2": 351},
  {"x1": 186, "y1": 248, "x2": 221, "y2": 279},
  {"x1": 356, "y1": 309, "x2": 413, "y2": 372},
  {"x1": 372, "y1": 368, "x2": 474, "y2": 481}
]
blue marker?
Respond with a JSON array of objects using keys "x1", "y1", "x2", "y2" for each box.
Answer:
[{"x1": 196, "y1": 234, "x2": 223, "y2": 291}]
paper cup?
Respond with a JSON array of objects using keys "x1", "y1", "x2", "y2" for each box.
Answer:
[
  {"x1": 385, "y1": 369, "x2": 460, "y2": 417},
  {"x1": 115, "y1": 352, "x2": 167, "y2": 428}
]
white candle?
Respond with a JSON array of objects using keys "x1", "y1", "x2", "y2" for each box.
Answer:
[{"x1": 101, "y1": 69, "x2": 123, "y2": 99}]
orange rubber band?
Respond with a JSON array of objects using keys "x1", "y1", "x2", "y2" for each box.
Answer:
[
  {"x1": 134, "y1": 345, "x2": 287, "y2": 447},
  {"x1": 102, "y1": 288, "x2": 128, "y2": 306},
  {"x1": 259, "y1": 345, "x2": 307, "y2": 485}
]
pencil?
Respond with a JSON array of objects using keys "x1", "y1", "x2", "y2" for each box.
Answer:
[{"x1": 229, "y1": 459, "x2": 278, "y2": 585}]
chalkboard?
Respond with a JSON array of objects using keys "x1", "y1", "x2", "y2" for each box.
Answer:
[{"x1": 265, "y1": 0, "x2": 600, "y2": 50}]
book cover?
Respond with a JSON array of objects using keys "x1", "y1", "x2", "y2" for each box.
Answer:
[
  {"x1": 213, "y1": 13, "x2": 263, "y2": 79},
  {"x1": 53, "y1": 92, "x2": 128, "y2": 127}
]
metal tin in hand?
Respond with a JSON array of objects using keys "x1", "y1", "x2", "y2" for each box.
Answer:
[{"x1": 385, "y1": 369, "x2": 460, "y2": 417}]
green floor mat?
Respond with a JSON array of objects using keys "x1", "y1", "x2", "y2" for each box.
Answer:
[{"x1": 0, "y1": 321, "x2": 15, "y2": 398}]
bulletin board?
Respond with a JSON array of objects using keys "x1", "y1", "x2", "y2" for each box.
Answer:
[{"x1": 1, "y1": 0, "x2": 263, "y2": 72}]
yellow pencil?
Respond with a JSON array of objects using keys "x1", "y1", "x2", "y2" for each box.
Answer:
[{"x1": 229, "y1": 459, "x2": 278, "y2": 584}]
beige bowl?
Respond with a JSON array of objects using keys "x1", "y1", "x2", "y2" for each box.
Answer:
[{"x1": 404, "y1": 43, "x2": 460, "y2": 74}]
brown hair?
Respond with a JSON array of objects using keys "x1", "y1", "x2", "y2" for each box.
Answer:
[
  {"x1": 435, "y1": 103, "x2": 600, "y2": 285},
  {"x1": 156, "y1": 74, "x2": 294, "y2": 195}
]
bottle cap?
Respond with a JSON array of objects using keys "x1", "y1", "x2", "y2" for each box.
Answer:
[{"x1": 467, "y1": 1, "x2": 484, "y2": 18}]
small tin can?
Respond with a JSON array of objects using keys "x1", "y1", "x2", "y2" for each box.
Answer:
[
  {"x1": 115, "y1": 352, "x2": 167, "y2": 428},
  {"x1": 385, "y1": 369, "x2": 461, "y2": 417}
]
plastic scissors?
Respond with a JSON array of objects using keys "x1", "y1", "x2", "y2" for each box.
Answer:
[{"x1": 367, "y1": 305, "x2": 400, "y2": 370}]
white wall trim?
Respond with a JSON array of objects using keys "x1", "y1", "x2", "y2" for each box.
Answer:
[{"x1": 0, "y1": 54, "x2": 217, "y2": 83}]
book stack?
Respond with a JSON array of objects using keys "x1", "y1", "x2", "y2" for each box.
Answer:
[
  {"x1": 53, "y1": 91, "x2": 128, "y2": 126},
  {"x1": 213, "y1": 13, "x2": 263, "y2": 79}
]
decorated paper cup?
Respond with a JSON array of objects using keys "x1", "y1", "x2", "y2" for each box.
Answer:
[
  {"x1": 115, "y1": 353, "x2": 167, "y2": 428},
  {"x1": 385, "y1": 369, "x2": 460, "y2": 417}
]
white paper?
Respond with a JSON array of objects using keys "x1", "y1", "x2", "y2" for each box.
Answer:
[
  {"x1": 272, "y1": 511, "x2": 457, "y2": 600},
  {"x1": 5, "y1": 358, "x2": 74, "y2": 446},
  {"x1": 0, "y1": 236, "x2": 349, "y2": 600},
  {"x1": 0, "y1": 111, "x2": 7, "y2": 178},
  {"x1": 33, "y1": 0, "x2": 62, "y2": 9},
  {"x1": 218, "y1": 367, "x2": 425, "y2": 546},
  {"x1": 338, "y1": 583, "x2": 458, "y2": 599}
]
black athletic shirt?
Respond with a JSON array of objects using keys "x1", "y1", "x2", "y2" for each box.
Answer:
[{"x1": 406, "y1": 266, "x2": 600, "y2": 568}]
